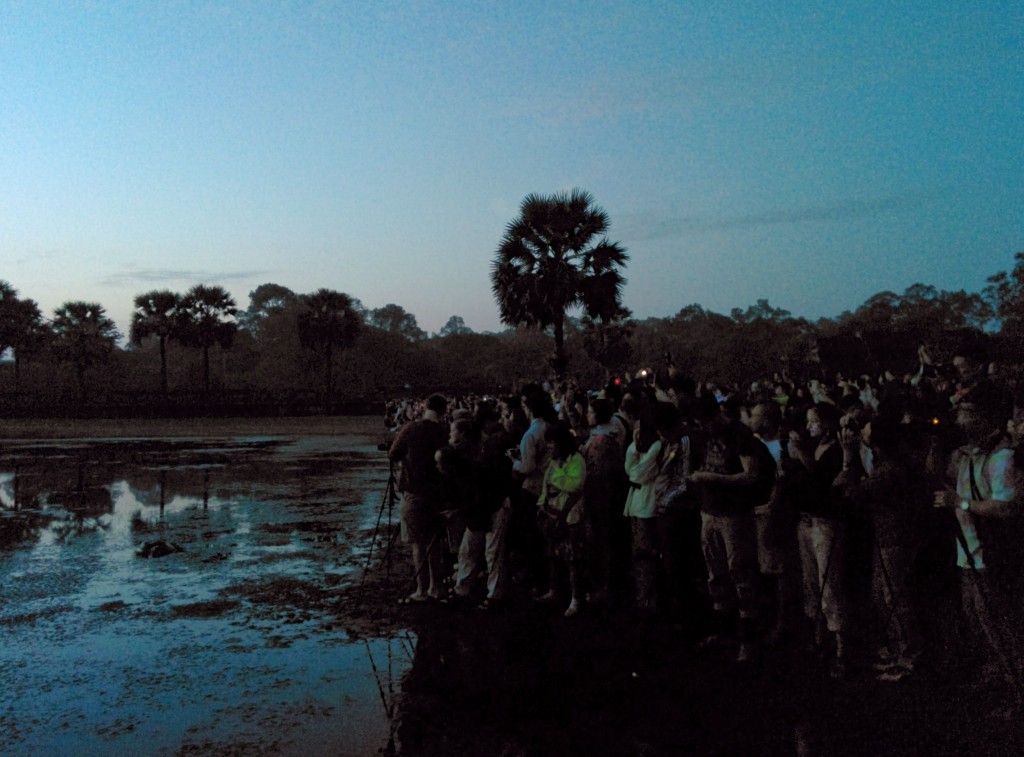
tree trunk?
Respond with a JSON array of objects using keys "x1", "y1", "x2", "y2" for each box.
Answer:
[
  {"x1": 323, "y1": 342, "x2": 333, "y2": 415},
  {"x1": 551, "y1": 318, "x2": 567, "y2": 380},
  {"x1": 202, "y1": 346, "x2": 210, "y2": 394},
  {"x1": 159, "y1": 336, "x2": 168, "y2": 395}
]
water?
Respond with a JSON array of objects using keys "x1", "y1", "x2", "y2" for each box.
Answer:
[{"x1": 0, "y1": 421, "x2": 409, "y2": 755}]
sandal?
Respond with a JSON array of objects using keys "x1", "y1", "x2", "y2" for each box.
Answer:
[{"x1": 397, "y1": 593, "x2": 430, "y2": 606}]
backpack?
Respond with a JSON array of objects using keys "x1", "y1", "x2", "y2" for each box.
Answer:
[{"x1": 656, "y1": 435, "x2": 694, "y2": 511}]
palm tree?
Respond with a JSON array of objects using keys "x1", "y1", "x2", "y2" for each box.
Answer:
[
  {"x1": 491, "y1": 188, "x2": 629, "y2": 378},
  {"x1": 0, "y1": 280, "x2": 21, "y2": 364},
  {"x1": 0, "y1": 282, "x2": 50, "y2": 388},
  {"x1": 131, "y1": 289, "x2": 181, "y2": 395},
  {"x1": 51, "y1": 301, "x2": 121, "y2": 397},
  {"x1": 9, "y1": 297, "x2": 49, "y2": 389},
  {"x1": 297, "y1": 289, "x2": 362, "y2": 412},
  {"x1": 176, "y1": 285, "x2": 238, "y2": 393}
]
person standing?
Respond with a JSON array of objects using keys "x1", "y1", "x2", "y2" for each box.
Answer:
[
  {"x1": 582, "y1": 398, "x2": 627, "y2": 605},
  {"x1": 536, "y1": 422, "x2": 588, "y2": 617},
  {"x1": 390, "y1": 393, "x2": 449, "y2": 603},
  {"x1": 789, "y1": 401, "x2": 851, "y2": 677},
  {"x1": 623, "y1": 407, "x2": 664, "y2": 614},
  {"x1": 749, "y1": 400, "x2": 796, "y2": 646},
  {"x1": 933, "y1": 378, "x2": 1022, "y2": 717},
  {"x1": 507, "y1": 389, "x2": 553, "y2": 591},
  {"x1": 688, "y1": 394, "x2": 763, "y2": 663}
]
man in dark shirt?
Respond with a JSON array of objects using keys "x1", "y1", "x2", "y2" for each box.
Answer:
[
  {"x1": 389, "y1": 393, "x2": 449, "y2": 602},
  {"x1": 688, "y1": 394, "x2": 763, "y2": 663}
]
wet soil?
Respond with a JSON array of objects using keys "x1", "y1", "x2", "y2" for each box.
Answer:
[{"x1": 2, "y1": 418, "x2": 1021, "y2": 755}]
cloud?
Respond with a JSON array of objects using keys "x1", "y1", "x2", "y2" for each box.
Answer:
[
  {"x1": 619, "y1": 193, "x2": 926, "y2": 242},
  {"x1": 101, "y1": 268, "x2": 271, "y2": 288}
]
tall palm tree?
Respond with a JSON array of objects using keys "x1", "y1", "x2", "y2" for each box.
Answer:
[
  {"x1": 491, "y1": 188, "x2": 629, "y2": 378},
  {"x1": 51, "y1": 301, "x2": 121, "y2": 397},
  {"x1": 0, "y1": 280, "x2": 21, "y2": 364},
  {"x1": 131, "y1": 289, "x2": 181, "y2": 395},
  {"x1": 176, "y1": 285, "x2": 237, "y2": 393},
  {"x1": 9, "y1": 297, "x2": 49, "y2": 389},
  {"x1": 297, "y1": 289, "x2": 362, "y2": 412},
  {"x1": 0, "y1": 282, "x2": 50, "y2": 389}
]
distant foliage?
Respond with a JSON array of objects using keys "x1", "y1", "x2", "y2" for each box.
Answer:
[{"x1": 2, "y1": 251, "x2": 1023, "y2": 412}]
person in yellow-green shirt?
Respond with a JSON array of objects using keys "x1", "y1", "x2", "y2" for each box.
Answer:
[{"x1": 536, "y1": 422, "x2": 587, "y2": 618}]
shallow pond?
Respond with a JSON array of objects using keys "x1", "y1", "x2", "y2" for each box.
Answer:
[{"x1": 0, "y1": 419, "x2": 409, "y2": 755}]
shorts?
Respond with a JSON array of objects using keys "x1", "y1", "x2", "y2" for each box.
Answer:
[{"x1": 400, "y1": 491, "x2": 439, "y2": 544}]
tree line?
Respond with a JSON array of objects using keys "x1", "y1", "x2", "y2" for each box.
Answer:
[{"x1": 1, "y1": 189, "x2": 1021, "y2": 416}]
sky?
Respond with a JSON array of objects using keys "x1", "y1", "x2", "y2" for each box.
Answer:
[{"x1": 2, "y1": 1, "x2": 1022, "y2": 340}]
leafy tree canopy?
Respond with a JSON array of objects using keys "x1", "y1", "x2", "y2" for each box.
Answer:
[{"x1": 369, "y1": 303, "x2": 426, "y2": 342}]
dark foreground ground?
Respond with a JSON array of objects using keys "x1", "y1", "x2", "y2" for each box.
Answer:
[
  {"x1": 1, "y1": 422, "x2": 1020, "y2": 755},
  {"x1": 381, "y1": 583, "x2": 1021, "y2": 757}
]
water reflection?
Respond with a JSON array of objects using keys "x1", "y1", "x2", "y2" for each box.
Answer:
[{"x1": 0, "y1": 432, "x2": 411, "y2": 755}]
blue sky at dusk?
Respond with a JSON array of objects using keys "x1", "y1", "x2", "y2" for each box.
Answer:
[{"x1": 2, "y1": 1, "x2": 1021, "y2": 339}]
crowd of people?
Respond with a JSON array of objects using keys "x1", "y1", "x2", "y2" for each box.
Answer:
[{"x1": 382, "y1": 338, "x2": 1024, "y2": 716}]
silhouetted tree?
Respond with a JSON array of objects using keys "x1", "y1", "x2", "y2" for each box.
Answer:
[
  {"x1": 437, "y1": 315, "x2": 472, "y2": 337},
  {"x1": 297, "y1": 289, "x2": 362, "y2": 410},
  {"x1": 51, "y1": 301, "x2": 121, "y2": 397},
  {"x1": 8, "y1": 297, "x2": 49, "y2": 388},
  {"x1": 130, "y1": 289, "x2": 181, "y2": 395},
  {"x1": 491, "y1": 188, "x2": 629, "y2": 379},
  {"x1": 0, "y1": 280, "x2": 18, "y2": 360},
  {"x1": 240, "y1": 283, "x2": 299, "y2": 336},
  {"x1": 176, "y1": 285, "x2": 238, "y2": 393},
  {"x1": 369, "y1": 303, "x2": 426, "y2": 342}
]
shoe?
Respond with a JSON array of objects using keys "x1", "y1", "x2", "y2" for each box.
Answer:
[
  {"x1": 477, "y1": 598, "x2": 499, "y2": 611},
  {"x1": 696, "y1": 634, "x2": 732, "y2": 652},
  {"x1": 564, "y1": 599, "x2": 580, "y2": 618},
  {"x1": 397, "y1": 593, "x2": 430, "y2": 606},
  {"x1": 736, "y1": 642, "x2": 757, "y2": 664},
  {"x1": 876, "y1": 665, "x2": 912, "y2": 683},
  {"x1": 987, "y1": 704, "x2": 1020, "y2": 722},
  {"x1": 535, "y1": 591, "x2": 558, "y2": 604},
  {"x1": 874, "y1": 654, "x2": 917, "y2": 674},
  {"x1": 829, "y1": 658, "x2": 849, "y2": 680}
]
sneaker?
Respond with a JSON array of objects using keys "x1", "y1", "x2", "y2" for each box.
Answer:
[
  {"x1": 696, "y1": 634, "x2": 732, "y2": 652},
  {"x1": 534, "y1": 591, "x2": 558, "y2": 604},
  {"x1": 736, "y1": 642, "x2": 757, "y2": 664},
  {"x1": 564, "y1": 599, "x2": 580, "y2": 618},
  {"x1": 829, "y1": 658, "x2": 850, "y2": 680},
  {"x1": 874, "y1": 653, "x2": 917, "y2": 674},
  {"x1": 876, "y1": 665, "x2": 912, "y2": 683}
]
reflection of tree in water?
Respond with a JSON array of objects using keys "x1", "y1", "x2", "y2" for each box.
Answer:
[
  {"x1": 120, "y1": 467, "x2": 213, "y2": 512},
  {"x1": 1, "y1": 454, "x2": 113, "y2": 514}
]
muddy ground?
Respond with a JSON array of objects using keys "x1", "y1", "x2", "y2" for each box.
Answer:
[{"x1": 1, "y1": 418, "x2": 1021, "y2": 755}]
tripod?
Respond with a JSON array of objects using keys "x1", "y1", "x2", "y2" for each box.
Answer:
[{"x1": 360, "y1": 458, "x2": 401, "y2": 595}]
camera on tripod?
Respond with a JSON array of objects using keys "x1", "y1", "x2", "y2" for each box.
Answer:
[{"x1": 377, "y1": 428, "x2": 397, "y2": 452}]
